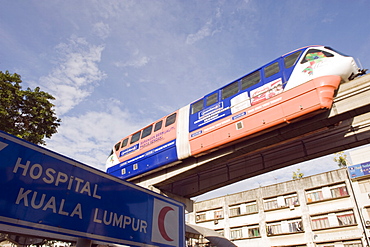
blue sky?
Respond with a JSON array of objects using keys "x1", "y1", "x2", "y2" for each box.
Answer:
[{"x1": 1, "y1": 0, "x2": 370, "y2": 200}]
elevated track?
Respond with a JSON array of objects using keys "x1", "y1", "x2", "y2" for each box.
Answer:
[{"x1": 131, "y1": 74, "x2": 370, "y2": 199}]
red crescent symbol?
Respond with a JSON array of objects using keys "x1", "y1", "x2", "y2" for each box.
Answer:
[{"x1": 158, "y1": 206, "x2": 174, "y2": 241}]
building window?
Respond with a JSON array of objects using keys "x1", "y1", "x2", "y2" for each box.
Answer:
[
  {"x1": 196, "y1": 213, "x2": 206, "y2": 222},
  {"x1": 306, "y1": 189, "x2": 324, "y2": 202},
  {"x1": 247, "y1": 226, "x2": 260, "y2": 238},
  {"x1": 306, "y1": 183, "x2": 349, "y2": 203},
  {"x1": 330, "y1": 184, "x2": 348, "y2": 197},
  {"x1": 229, "y1": 201, "x2": 258, "y2": 217},
  {"x1": 216, "y1": 229, "x2": 224, "y2": 236},
  {"x1": 311, "y1": 210, "x2": 356, "y2": 230},
  {"x1": 343, "y1": 241, "x2": 363, "y2": 247},
  {"x1": 214, "y1": 209, "x2": 223, "y2": 219},
  {"x1": 364, "y1": 207, "x2": 370, "y2": 219},
  {"x1": 264, "y1": 197, "x2": 278, "y2": 210},
  {"x1": 266, "y1": 219, "x2": 303, "y2": 236},
  {"x1": 337, "y1": 211, "x2": 356, "y2": 226},
  {"x1": 311, "y1": 216, "x2": 330, "y2": 229},
  {"x1": 229, "y1": 207, "x2": 241, "y2": 217},
  {"x1": 267, "y1": 222, "x2": 282, "y2": 235},
  {"x1": 264, "y1": 193, "x2": 299, "y2": 210},
  {"x1": 285, "y1": 194, "x2": 299, "y2": 207},
  {"x1": 196, "y1": 208, "x2": 223, "y2": 222},
  {"x1": 230, "y1": 225, "x2": 260, "y2": 239},
  {"x1": 246, "y1": 201, "x2": 258, "y2": 214},
  {"x1": 316, "y1": 240, "x2": 362, "y2": 247},
  {"x1": 230, "y1": 228, "x2": 243, "y2": 240},
  {"x1": 358, "y1": 178, "x2": 370, "y2": 193}
]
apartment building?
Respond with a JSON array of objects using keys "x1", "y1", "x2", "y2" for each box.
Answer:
[{"x1": 188, "y1": 168, "x2": 368, "y2": 247}]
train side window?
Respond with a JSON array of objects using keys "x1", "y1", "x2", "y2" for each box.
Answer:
[
  {"x1": 222, "y1": 81, "x2": 239, "y2": 100},
  {"x1": 206, "y1": 92, "x2": 218, "y2": 107},
  {"x1": 165, "y1": 113, "x2": 177, "y2": 127},
  {"x1": 284, "y1": 51, "x2": 302, "y2": 68},
  {"x1": 301, "y1": 49, "x2": 334, "y2": 63},
  {"x1": 191, "y1": 99, "x2": 204, "y2": 114},
  {"x1": 264, "y1": 62, "x2": 280, "y2": 78},
  {"x1": 141, "y1": 125, "x2": 153, "y2": 139},
  {"x1": 241, "y1": 70, "x2": 261, "y2": 90},
  {"x1": 154, "y1": 120, "x2": 163, "y2": 132},
  {"x1": 130, "y1": 131, "x2": 141, "y2": 144},
  {"x1": 114, "y1": 142, "x2": 121, "y2": 151},
  {"x1": 121, "y1": 138, "x2": 128, "y2": 148}
]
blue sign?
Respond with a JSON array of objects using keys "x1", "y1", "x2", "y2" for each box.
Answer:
[
  {"x1": 348, "y1": 161, "x2": 370, "y2": 179},
  {"x1": 120, "y1": 143, "x2": 140, "y2": 157},
  {"x1": 0, "y1": 131, "x2": 185, "y2": 246}
]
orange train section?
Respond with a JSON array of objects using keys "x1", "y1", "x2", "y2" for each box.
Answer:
[{"x1": 188, "y1": 75, "x2": 341, "y2": 156}]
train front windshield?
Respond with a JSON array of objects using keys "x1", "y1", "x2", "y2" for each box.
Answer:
[
  {"x1": 324, "y1": 46, "x2": 349, "y2": 57},
  {"x1": 301, "y1": 49, "x2": 334, "y2": 64}
]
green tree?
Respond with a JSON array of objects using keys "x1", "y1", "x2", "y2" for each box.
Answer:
[
  {"x1": 292, "y1": 168, "x2": 304, "y2": 180},
  {"x1": 0, "y1": 70, "x2": 61, "y2": 145},
  {"x1": 334, "y1": 151, "x2": 349, "y2": 168}
]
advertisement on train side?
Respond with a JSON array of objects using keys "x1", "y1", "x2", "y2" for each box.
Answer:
[
  {"x1": 188, "y1": 78, "x2": 284, "y2": 133},
  {"x1": 0, "y1": 131, "x2": 185, "y2": 247}
]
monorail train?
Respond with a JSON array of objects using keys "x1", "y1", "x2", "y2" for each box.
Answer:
[{"x1": 106, "y1": 45, "x2": 366, "y2": 180}]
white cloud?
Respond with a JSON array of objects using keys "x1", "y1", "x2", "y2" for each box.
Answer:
[
  {"x1": 46, "y1": 102, "x2": 151, "y2": 171},
  {"x1": 114, "y1": 49, "x2": 150, "y2": 68},
  {"x1": 92, "y1": 0, "x2": 133, "y2": 19},
  {"x1": 186, "y1": 20, "x2": 214, "y2": 45},
  {"x1": 38, "y1": 37, "x2": 106, "y2": 116},
  {"x1": 114, "y1": 56, "x2": 150, "y2": 68},
  {"x1": 93, "y1": 22, "x2": 110, "y2": 39}
]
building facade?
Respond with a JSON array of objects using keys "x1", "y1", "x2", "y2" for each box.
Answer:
[{"x1": 188, "y1": 168, "x2": 369, "y2": 247}]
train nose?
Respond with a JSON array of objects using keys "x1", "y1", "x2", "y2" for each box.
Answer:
[{"x1": 348, "y1": 57, "x2": 367, "y2": 80}]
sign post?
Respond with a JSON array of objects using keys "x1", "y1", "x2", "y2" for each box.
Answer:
[{"x1": 0, "y1": 131, "x2": 185, "y2": 246}]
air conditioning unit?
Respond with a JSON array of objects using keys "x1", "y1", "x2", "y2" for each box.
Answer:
[{"x1": 365, "y1": 220, "x2": 370, "y2": 226}]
